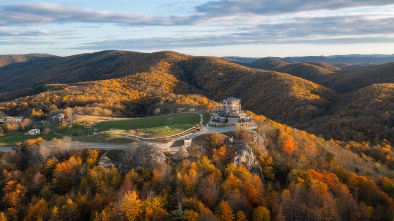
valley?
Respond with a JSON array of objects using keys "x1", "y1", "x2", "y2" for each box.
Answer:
[
  {"x1": 1, "y1": 50, "x2": 394, "y2": 145},
  {"x1": 1, "y1": 50, "x2": 394, "y2": 220}
]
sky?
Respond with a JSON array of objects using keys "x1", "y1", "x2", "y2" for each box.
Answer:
[{"x1": 1, "y1": 0, "x2": 394, "y2": 57}]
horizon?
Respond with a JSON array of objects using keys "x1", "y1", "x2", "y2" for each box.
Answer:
[
  {"x1": 1, "y1": 49, "x2": 394, "y2": 59},
  {"x1": 1, "y1": 1, "x2": 394, "y2": 57}
]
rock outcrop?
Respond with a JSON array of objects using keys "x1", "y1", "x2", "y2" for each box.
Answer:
[{"x1": 231, "y1": 140, "x2": 264, "y2": 182}]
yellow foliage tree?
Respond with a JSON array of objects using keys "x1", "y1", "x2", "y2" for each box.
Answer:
[
  {"x1": 252, "y1": 206, "x2": 270, "y2": 221},
  {"x1": 24, "y1": 198, "x2": 48, "y2": 221},
  {"x1": 86, "y1": 149, "x2": 101, "y2": 167},
  {"x1": 236, "y1": 211, "x2": 248, "y2": 221},
  {"x1": 185, "y1": 210, "x2": 199, "y2": 221},
  {"x1": 282, "y1": 136, "x2": 297, "y2": 154},
  {"x1": 0, "y1": 212, "x2": 7, "y2": 221},
  {"x1": 119, "y1": 191, "x2": 142, "y2": 221},
  {"x1": 215, "y1": 200, "x2": 235, "y2": 221}
]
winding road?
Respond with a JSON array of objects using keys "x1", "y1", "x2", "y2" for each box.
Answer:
[{"x1": 0, "y1": 114, "x2": 256, "y2": 152}]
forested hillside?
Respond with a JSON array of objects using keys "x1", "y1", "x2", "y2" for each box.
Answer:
[
  {"x1": 2, "y1": 50, "x2": 394, "y2": 220},
  {"x1": 0, "y1": 51, "x2": 188, "y2": 98},
  {"x1": 175, "y1": 57, "x2": 337, "y2": 125},
  {"x1": 0, "y1": 50, "x2": 337, "y2": 126},
  {"x1": 306, "y1": 83, "x2": 394, "y2": 145},
  {"x1": 235, "y1": 57, "x2": 394, "y2": 145},
  {"x1": 0, "y1": 63, "x2": 214, "y2": 117},
  {"x1": 322, "y1": 62, "x2": 394, "y2": 94},
  {"x1": 2, "y1": 50, "x2": 394, "y2": 146},
  {"x1": 247, "y1": 58, "x2": 287, "y2": 70},
  {"x1": 247, "y1": 58, "x2": 340, "y2": 84},
  {"x1": 247, "y1": 57, "x2": 394, "y2": 95},
  {"x1": 225, "y1": 54, "x2": 394, "y2": 65},
  {"x1": 1, "y1": 114, "x2": 393, "y2": 220},
  {"x1": 0, "y1": 54, "x2": 55, "y2": 68}
]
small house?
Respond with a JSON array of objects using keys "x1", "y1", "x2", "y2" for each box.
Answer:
[
  {"x1": 0, "y1": 117, "x2": 13, "y2": 124},
  {"x1": 50, "y1": 113, "x2": 65, "y2": 122},
  {"x1": 28, "y1": 129, "x2": 40, "y2": 135}
]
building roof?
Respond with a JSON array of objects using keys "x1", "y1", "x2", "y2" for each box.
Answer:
[{"x1": 223, "y1": 97, "x2": 240, "y2": 102}]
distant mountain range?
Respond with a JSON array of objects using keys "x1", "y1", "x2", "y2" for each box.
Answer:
[
  {"x1": 1, "y1": 50, "x2": 394, "y2": 145},
  {"x1": 225, "y1": 54, "x2": 394, "y2": 65}
]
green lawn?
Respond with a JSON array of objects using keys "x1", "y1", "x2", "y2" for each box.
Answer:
[
  {"x1": 0, "y1": 113, "x2": 201, "y2": 145},
  {"x1": 94, "y1": 113, "x2": 200, "y2": 131},
  {"x1": 56, "y1": 124, "x2": 88, "y2": 136},
  {"x1": 0, "y1": 132, "x2": 39, "y2": 145},
  {"x1": 45, "y1": 132, "x2": 64, "y2": 140},
  {"x1": 203, "y1": 112, "x2": 211, "y2": 125},
  {"x1": 93, "y1": 113, "x2": 200, "y2": 138}
]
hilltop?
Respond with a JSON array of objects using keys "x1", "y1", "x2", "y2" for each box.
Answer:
[
  {"x1": 0, "y1": 54, "x2": 56, "y2": 68},
  {"x1": 247, "y1": 58, "x2": 340, "y2": 83},
  {"x1": 1, "y1": 50, "x2": 394, "y2": 221},
  {"x1": 322, "y1": 62, "x2": 394, "y2": 94},
  {"x1": 306, "y1": 83, "x2": 394, "y2": 144},
  {"x1": 1, "y1": 110, "x2": 394, "y2": 220},
  {"x1": 175, "y1": 56, "x2": 336, "y2": 124},
  {"x1": 0, "y1": 50, "x2": 336, "y2": 126},
  {"x1": 0, "y1": 50, "x2": 188, "y2": 96},
  {"x1": 243, "y1": 57, "x2": 394, "y2": 96},
  {"x1": 2, "y1": 50, "x2": 394, "y2": 146},
  {"x1": 225, "y1": 54, "x2": 394, "y2": 65}
]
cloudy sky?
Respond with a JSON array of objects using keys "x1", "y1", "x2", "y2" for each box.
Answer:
[{"x1": 1, "y1": 0, "x2": 394, "y2": 57}]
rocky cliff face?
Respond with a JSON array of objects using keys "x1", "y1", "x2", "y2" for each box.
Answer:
[
  {"x1": 231, "y1": 140, "x2": 265, "y2": 182},
  {"x1": 99, "y1": 131, "x2": 266, "y2": 183}
]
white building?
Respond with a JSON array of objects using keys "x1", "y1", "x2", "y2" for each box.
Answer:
[
  {"x1": 50, "y1": 113, "x2": 65, "y2": 122},
  {"x1": 209, "y1": 97, "x2": 253, "y2": 127},
  {"x1": 28, "y1": 129, "x2": 40, "y2": 135}
]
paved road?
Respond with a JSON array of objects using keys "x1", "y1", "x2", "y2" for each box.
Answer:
[
  {"x1": 0, "y1": 113, "x2": 256, "y2": 152},
  {"x1": 176, "y1": 124, "x2": 257, "y2": 140},
  {"x1": 0, "y1": 146, "x2": 15, "y2": 152},
  {"x1": 68, "y1": 141, "x2": 133, "y2": 150}
]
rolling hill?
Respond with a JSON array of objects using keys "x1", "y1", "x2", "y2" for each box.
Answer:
[
  {"x1": 175, "y1": 56, "x2": 337, "y2": 124},
  {"x1": 247, "y1": 58, "x2": 288, "y2": 70},
  {"x1": 247, "y1": 58, "x2": 340, "y2": 83},
  {"x1": 2, "y1": 51, "x2": 394, "y2": 221},
  {"x1": 225, "y1": 54, "x2": 394, "y2": 65},
  {"x1": 0, "y1": 50, "x2": 189, "y2": 95},
  {"x1": 306, "y1": 83, "x2": 394, "y2": 145},
  {"x1": 322, "y1": 62, "x2": 394, "y2": 94},
  {"x1": 0, "y1": 54, "x2": 56, "y2": 68},
  {"x1": 3, "y1": 50, "x2": 394, "y2": 146},
  {"x1": 0, "y1": 50, "x2": 337, "y2": 126},
  {"x1": 245, "y1": 57, "x2": 394, "y2": 96}
]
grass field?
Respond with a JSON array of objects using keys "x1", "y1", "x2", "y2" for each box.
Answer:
[
  {"x1": 0, "y1": 132, "x2": 34, "y2": 145},
  {"x1": 94, "y1": 113, "x2": 200, "y2": 138},
  {"x1": 202, "y1": 112, "x2": 211, "y2": 125},
  {"x1": 56, "y1": 124, "x2": 89, "y2": 136},
  {"x1": 94, "y1": 113, "x2": 200, "y2": 131},
  {"x1": 0, "y1": 113, "x2": 201, "y2": 145},
  {"x1": 0, "y1": 132, "x2": 63, "y2": 146}
]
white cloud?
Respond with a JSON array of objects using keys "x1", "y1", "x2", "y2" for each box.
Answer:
[
  {"x1": 0, "y1": 3, "x2": 190, "y2": 26},
  {"x1": 1, "y1": 1, "x2": 394, "y2": 55},
  {"x1": 0, "y1": 29, "x2": 64, "y2": 36},
  {"x1": 196, "y1": 0, "x2": 394, "y2": 16}
]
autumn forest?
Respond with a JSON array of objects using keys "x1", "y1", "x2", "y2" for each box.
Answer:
[{"x1": 1, "y1": 50, "x2": 394, "y2": 220}]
